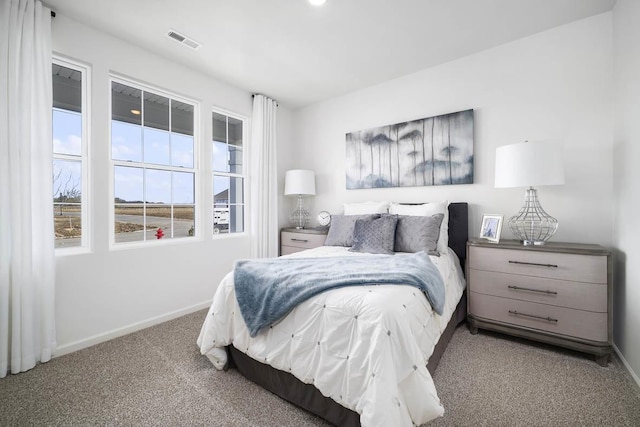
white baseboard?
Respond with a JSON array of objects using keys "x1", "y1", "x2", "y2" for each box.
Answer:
[
  {"x1": 613, "y1": 343, "x2": 640, "y2": 390},
  {"x1": 53, "y1": 301, "x2": 211, "y2": 358}
]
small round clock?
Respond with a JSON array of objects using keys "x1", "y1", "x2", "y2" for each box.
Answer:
[{"x1": 317, "y1": 210, "x2": 331, "y2": 227}]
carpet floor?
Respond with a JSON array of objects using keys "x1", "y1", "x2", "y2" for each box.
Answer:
[{"x1": 1, "y1": 310, "x2": 639, "y2": 426}]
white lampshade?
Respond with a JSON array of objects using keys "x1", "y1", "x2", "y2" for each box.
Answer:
[
  {"x1": 284, "y1": 170, "x2": 316, "y2": 196},
  {"x1": 495, "y1": 142, "x2": 564, "y2": 188}
]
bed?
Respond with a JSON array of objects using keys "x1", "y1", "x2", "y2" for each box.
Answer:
[{"x1": 198, "y1": 202, "x2": 468, "y2": 426}]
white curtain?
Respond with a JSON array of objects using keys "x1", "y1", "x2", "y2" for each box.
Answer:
[
  {"x1": 0, "y1": 0, "x2": 56, "y2": 378},
  {"x1": 250, "y1": 95, "x2": 279, "y2": 259}
]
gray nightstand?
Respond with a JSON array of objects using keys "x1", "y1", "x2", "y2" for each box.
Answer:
[
  {"x1": 280, "y1": 227, "x2": 328, "y2": 255},
  {"x1": 466, "y1": 239, "x2": 612, "y2": 366}
]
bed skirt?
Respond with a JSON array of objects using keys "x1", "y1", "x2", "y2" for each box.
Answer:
[{"x1": 226, "y1": 291, "x2": 467, "y2": 427}]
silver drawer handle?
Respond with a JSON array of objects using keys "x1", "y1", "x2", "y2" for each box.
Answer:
[
  {"x1": 509, "y1": 260, "x2": 558, "y2": 268},
  {"x1": 508, "y1": 285, "x2": 558, "y2": 295},
  {"x1": 508, "y1": 310, "x2": 558, "y2": 323},
  {"x1": 290, "y1": 238, "x2": 309, "y2": 243}
]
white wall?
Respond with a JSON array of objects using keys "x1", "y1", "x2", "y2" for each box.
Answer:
[
  {"x1": 51, "y1": 15, "x2": 294, "y2": 354},
  {"x1": 612, "y1": 0, "x2": 640, "y2": 383},
  {"x1": 290, "y1": 13, "x2": 614, "y2": 247}
]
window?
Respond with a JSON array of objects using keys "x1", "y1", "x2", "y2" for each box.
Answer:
[
  {"x1": 53, "y1": 58, "x2": 89, "y2": 250},
  {"x1": 212, "y1": 110, "x2": 245, "y2": 234},
  {"x1": 111, "y1": 78, "x2": 197, "y2": 244}
]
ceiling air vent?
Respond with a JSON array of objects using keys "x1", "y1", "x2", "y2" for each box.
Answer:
[{"x1": 167, "y1": 30, "x2": 202, "y2": 50}]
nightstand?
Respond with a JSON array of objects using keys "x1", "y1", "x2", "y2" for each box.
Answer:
[
  {"x1": 466, "y1": 239, "x2": 612, "y2": 366},
  {"x1": 280, "y1": 227, "x2": 328, "y2": 255}
]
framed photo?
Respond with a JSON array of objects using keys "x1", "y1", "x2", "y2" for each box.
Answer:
[{"x1": 480, "y1": 214, "x2": 503, "y2": 243}]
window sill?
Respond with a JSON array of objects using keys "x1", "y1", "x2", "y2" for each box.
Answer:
[{"x1": 55, "y1": 246, "x2": 91, "y2": 257}]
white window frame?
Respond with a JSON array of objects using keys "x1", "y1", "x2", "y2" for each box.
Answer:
[
  {"x1": 212, "y1": 107, "x2": 248, "y2": 237},
  {"x1": 109, "y1": 75, "x2": 200, "y2": 249},
  {"x1": 53, "y1": 55, "x2": 91, "y2": 255}
]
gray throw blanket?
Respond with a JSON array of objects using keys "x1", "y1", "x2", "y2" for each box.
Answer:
[{"x1": 234, "y1": 251, "x2": 445, "y2": 337}]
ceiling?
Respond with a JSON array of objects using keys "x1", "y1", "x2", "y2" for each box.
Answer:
[{"x1": 46, "y1": 0, "x2": 616, "y2": 109}]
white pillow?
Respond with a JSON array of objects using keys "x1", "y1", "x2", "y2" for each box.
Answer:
[
  {"x1": 389, "y1": 201, "x2": 449, "y2": 254},
  {"x1": 343, "y1": 201, "x2": 389, "y2": 215}
]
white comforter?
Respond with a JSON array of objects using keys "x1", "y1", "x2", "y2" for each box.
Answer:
[{"x1": 197, "y1": 246, "x2": 466, "y2": 427}]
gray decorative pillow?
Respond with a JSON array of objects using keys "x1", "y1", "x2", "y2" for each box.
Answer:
[
  {"x1": 349, "y1": 215, "x2": 398, "y2": 255},
  {"x1": 324, "y1": 214, "x2": 380, "y2": 246},
  {"x1": 394, "y1": 214, "x2": 444, "y2": 255}
]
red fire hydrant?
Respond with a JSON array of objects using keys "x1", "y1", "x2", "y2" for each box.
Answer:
[{"x1": 155, "y1": 227, "x2": 164, "y2": 239}]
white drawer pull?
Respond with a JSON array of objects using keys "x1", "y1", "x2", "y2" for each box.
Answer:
[
  {"x1": 507, "y1": 285, "x2": 558, "y2": 295},
  {"x1": 291, "y1": 238, "x2": 309, "y2": 243},
  {"x1": 509, "y1": 260, "x2": 558, "y2": 268},
  {"x1": 508, "y1": 310, "x2": 558, "y2": 323}
]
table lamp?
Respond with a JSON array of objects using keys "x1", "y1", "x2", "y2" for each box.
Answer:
[
  {"x1": 495, "y1": 141, "x2": 564, "y2": 245},
  {"x1": 284, "y1": 169, "x2": 316, "y2": 229}
]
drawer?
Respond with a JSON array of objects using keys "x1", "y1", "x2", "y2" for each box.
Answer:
[
  {"x1": 469, "y1": 292, "x2": 608, "y2": 343},
  {"x1": 468, "y1": 246, "x2": 607, "y2": 284},
  {"x1": 281, "y1": 245, "x2": 306, "y2": 255},
  {"x1": 469, "y1": 269, "x2": 607, "y2": 312},
  {"x1": 281, "y1": 231, "x2": 326, "y2": 249}
]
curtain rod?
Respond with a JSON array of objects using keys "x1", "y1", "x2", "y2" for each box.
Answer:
[{"x1": 251, "y1": 94, "x2": 278, "y2": 107}]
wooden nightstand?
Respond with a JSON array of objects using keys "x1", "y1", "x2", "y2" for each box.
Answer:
[
  {"x1": 280, "y1": 227, "x2": 328, "y2": 255},
  {"x1": 466, "y1": 239, "x2": 612, "y2": 366}
]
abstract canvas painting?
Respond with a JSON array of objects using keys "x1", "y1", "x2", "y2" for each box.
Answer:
[{"x1": 346, "y1": 109, "x2": 474, "y2": 189}]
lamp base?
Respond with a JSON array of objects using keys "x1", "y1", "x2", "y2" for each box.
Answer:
[
  {"x1": 522, "y1": 240, "x2": 547, "y2": 246},
  {"x1": 290, "y1": 196, "x2": 310, "y2": 229},
  {"x1": 509, "y1": 187, "x2": 558, "y2": 245}
]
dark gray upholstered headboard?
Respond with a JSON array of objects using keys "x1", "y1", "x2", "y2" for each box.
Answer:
[{"x1": 447, "y1": 202, "x2": 468, "y2": 273}]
